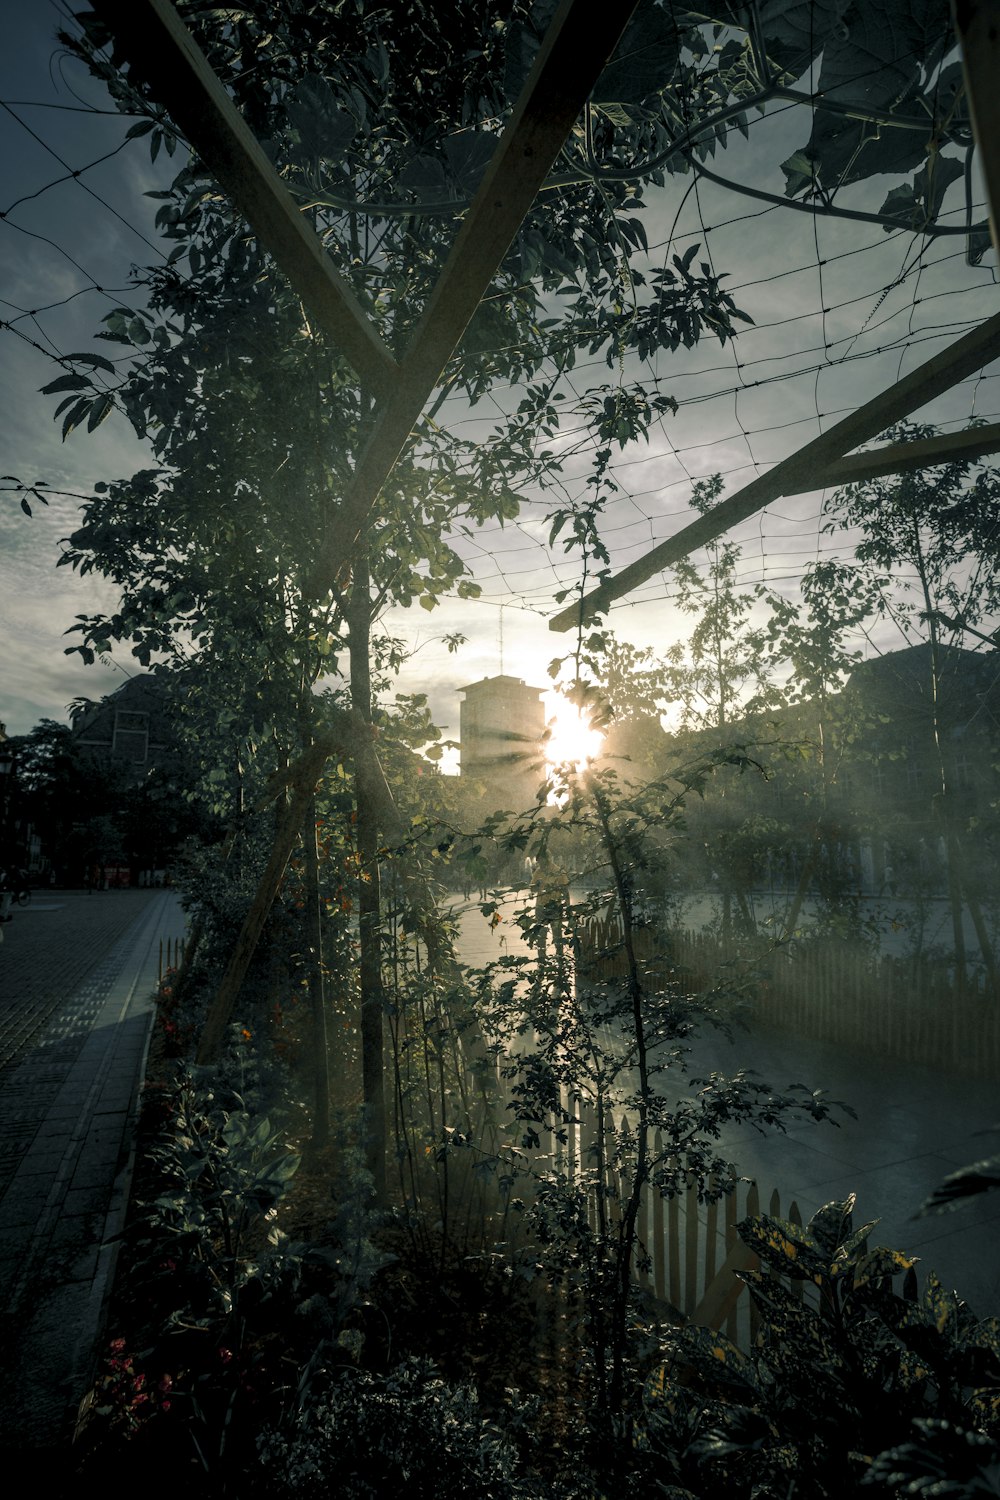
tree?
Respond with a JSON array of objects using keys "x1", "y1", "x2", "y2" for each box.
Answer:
[
  {"x1": 822, "y1": 423, "x2": 1000, "y2": 988},
  {"x1": 663, "y1": 476, "x2": 782, "y2": 735},
  {"x1": 50, "y1": 1, "x2": 755, "y2": 1194},
  {"x1": 657, "y1": 476, "x2": 785, "y2": 936},
  {"x1": 762, "y1": 559, "x2": 883, "y2": 940},
  {"x1": 44, "y1": 0, "x2": 984, "y2": 1183}
]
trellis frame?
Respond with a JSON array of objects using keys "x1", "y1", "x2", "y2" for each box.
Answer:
[{"x1": 91, "y1": 0, "x2": 1000, "y2": 631}]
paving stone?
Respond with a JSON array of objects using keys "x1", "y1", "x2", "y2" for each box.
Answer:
[{"x1": 0, "y1": 890, "x2": 185, "y2": 1452}]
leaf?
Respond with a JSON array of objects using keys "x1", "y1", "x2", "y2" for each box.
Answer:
[
  {"x1": 87, "y1": 393, "x2": 115, "y2": 432},
  {"x1": 126, "y1": 118, "x2": 155, "y2": 139},
  {"x1": 807, "y1": 1195, "x2": 857, "y2": 1257},
  {"x1": 779, "y1": 149, "x2": 816, "y2": 198},
  {"x1": 647, "y1": 1324, "x2": 755, "y2": 1403},
  {"x1": 61, "y1": 352, "x2": 117, "y2": 374},
  {"x1": 757, "y1": 0, "x2": 848, "y2": 62},
  {"x1": 738, "y1": 1212, "x2": 828, "y2": 1280},
  {"x1": 878, "y1": 156, "x2": 964, "y2": 230},
  {"x1": 40, "y1": 373, "x2": 91, "y2": 396},
  {"x1": 595, "y1": 1, "x2": 680, "y2": 104},
  {"x1": 850, "y1": 1245, "x2": 917, "y2": 1286},
  {"x1": 917, "y1": 1154, "x2": 1000, "y2": 1216},
  {"x1": 61, "y1": 397, "x2": 92, "y2": 440}
]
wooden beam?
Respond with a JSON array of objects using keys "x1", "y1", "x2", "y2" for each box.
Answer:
[
  {"x1": 819, "y1": 421, "x2": 1000, "y2": 486},
  {"x1": 307, "y1": 0, "x2": 642, "y2": 599},
  {"x1": 953, "y1": 0, "x2": 1000, "y2": 254},
  {"x1": 550, "y1": 309, "x2": 1000, "y2": 631},
  {"x1": 90, "y1": 0, "x2": 399, "y2": 398}
]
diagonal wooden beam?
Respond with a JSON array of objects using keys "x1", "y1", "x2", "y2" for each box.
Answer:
[
  {"x1": 550, "y1": 309, "x2": 1000, "y2": 631},
  {"x1": 819, "y1": 421, "x2": 1000, "y2": 486},
  {"x1": 90, "y1": 0, "x2": 399, "y2": 398},
  {"x1": 306, "y1": 0, "x2": 642, "y2": 599}
]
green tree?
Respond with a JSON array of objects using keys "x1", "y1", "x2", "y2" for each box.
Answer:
[
  {"x1": 658, "y1": 476, "x2": 784, "y2": 936},
  {"x1": 665, "y1": 476, "x2": 780, "y2": 735},
  {"x1": 50, "y1": 1, "x2": 754, "y2": 1192},
  {"x1": 822, "y1": 423, "x2": 1000, "y2": 988},
  {"x1": 763, "y1": 560, "x2": 882, "y2": 940}
]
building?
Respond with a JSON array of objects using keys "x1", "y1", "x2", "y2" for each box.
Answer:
[
  {"x1": 70, "y1": 674, "x2": 171, "y2": 778},
  {"x1": 459, "y1": 675, "x2": 546, "y2": 809}
]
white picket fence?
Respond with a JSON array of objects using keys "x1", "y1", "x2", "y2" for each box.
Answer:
[{"x1": 483, "y1": 1054, "x2": 802, "y2": 1348}]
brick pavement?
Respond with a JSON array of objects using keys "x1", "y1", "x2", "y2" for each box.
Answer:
[
  {"x1": 0, "y1": 889, "x2": 185, "y2": 1463},
  {"x1": 0, "y1": 890, "x2": 161, "y2": 1076}
]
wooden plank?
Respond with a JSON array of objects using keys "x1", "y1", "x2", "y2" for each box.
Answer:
[
  {"x1": 652, "y1": 1130, "x2": 666, "y2": 1302},
  {"x1": 953, "y1": 0, "x2": 1000, "y2": 254},
  {"x1": 690, "y1": 1237, "x2": 759, "y2": 1331},
  {"x1": 724, "y1": 1181, "x2": 739, "y2": 1341},
  {"x1": 550, "y1": 310, "x2": 1000, "y2": 631},
  {"x1": 704, "y1": 1185, "x2": 719, "y2": 1294},
  {"x1": 637, "y1": 1176, "x2": 650, "y2": 1289},
  {"x1": 821, "y1": 422, "x2": 1000, "y2": 485},
  {"x1": 684, "y1": 1175, "x2": 700, "y2": 1309},
  {"x1": 307, "y1": 0, "x2": 643, "y2": 597},
  {"x1": 667, "y1": 1164, "x2": 681, "y2": 1310},
  {"x1": 91, "y1": 0, "x2": 398, "y2": 398}
]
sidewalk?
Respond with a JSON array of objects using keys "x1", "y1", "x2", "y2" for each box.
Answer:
[{"x1": 0, "y1": 889, "x2": 185, "y2": 1461}]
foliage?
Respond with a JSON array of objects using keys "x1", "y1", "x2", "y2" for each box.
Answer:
[
  {"x1": 4, "y1": 697, "x2": 218, "y2": 880},
  {"x1": 826, "y1": 424, "x2": 1000, "y2": 646},
  {"x1": 641, "y1": 1193, "x2": 1000, "y2": 1498},
  {"x1": 473, "y1": 753, "x2": 850, "y2": 1419},
  {"x1": 663, "y1": 475, "x2": 782, "y2": 734},
  {"x1": 918, "y1": 1130, "x2": 1000, "y2": 1216},
  {"x1": 129, "y1": 1066, "x2": 301, "y2": 1331},
  {"x1": 258, "y1": 1356, "x2": 542, "y2": 1499}
]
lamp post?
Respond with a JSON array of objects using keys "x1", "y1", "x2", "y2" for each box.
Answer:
[
  {"x1": 0, "y1": 733, "x2": 13, "y2": 858},
  {"x1": 0, "y1": 731, "x2": 12, "y2": 922}
]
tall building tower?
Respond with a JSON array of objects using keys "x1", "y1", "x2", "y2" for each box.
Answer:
[{"x1": 459, "y1": 675, "x2": 546, "y2": 807}]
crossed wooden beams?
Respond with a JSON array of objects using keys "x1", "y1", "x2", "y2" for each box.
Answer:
[
  {"x1": 91, "y1": 0, "x2": 1000, "y2": 638},
  {"x1": 91, "y1": 0, "x2": 642, "y2": 603},
  {"x1": 549, "y1": 0, "x2": 1000, "y2": 631},
  {"x1": 550, "y1": 311, "x2": 1000, "y2": 630}
]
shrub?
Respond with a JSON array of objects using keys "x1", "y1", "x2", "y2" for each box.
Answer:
[
  {"x1": 258, "y1": 1356, "x2": 543, "y2": 1498},
  {"x1": 640, "y1": 1194, "x2": 1000, "y2": 1497}
]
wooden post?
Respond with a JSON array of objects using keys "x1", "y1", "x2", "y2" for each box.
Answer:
[
  {"x1": 196, "y1": 773, "x2": 317, "y2": 1062},
  {"x1": 304, "y1": 790, "x2": 330, "y2": 1150}
]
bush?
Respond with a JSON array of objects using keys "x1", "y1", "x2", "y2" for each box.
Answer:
[
  {"x1": 258, "y1": 1356, "x2": 542, "y2": 1498},
  {"x1": 640, "y1": 1194, "x2": 1000, "y2": 1498}
]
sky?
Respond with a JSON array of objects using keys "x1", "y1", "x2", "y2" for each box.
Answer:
[{"x1": 1, "y1": 0, "x2": 998, "y2": 763}]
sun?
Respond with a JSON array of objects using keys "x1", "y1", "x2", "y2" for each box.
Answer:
[{"x1": 543, "y1": 693, "x2": 604, "y2": 772}]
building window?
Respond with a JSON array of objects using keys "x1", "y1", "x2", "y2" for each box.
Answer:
[{"x1": 113, "y1": 710, "x2": 149, "y2": 765}]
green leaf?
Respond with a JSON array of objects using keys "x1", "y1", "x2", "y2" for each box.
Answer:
[
  {"x1": 61, "y1": 397, "x2": 92, "y2": 440},
  {"x1": 917, "y1": 1154, "x2": 1000, "y2": 1216},
  {"x1": 87, "y1": 393, "x2": 115, "y2": 432},
  {"x1": 41, "y1": 373, "x2": 90, "y2": 396},
  {"x1": 738, "y1": 1212, "x2": 828, "y2": 1280},
  {"x1": 595, "y1": 2, "x2": 680, "y2": 104},
  {"x1": 779, "y1": 149, "x2": 816, "y2": 198},
  {"x1": 61, "y1": 352, "x2": 117, "y2": 374},
  {"x1": 807, "y1": 1195, "x2": 857, "y2": 1258}
]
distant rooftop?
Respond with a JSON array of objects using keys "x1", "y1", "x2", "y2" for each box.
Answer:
[{"x1": 459, "y1": 675, "x2": 544, "y2": 695}]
